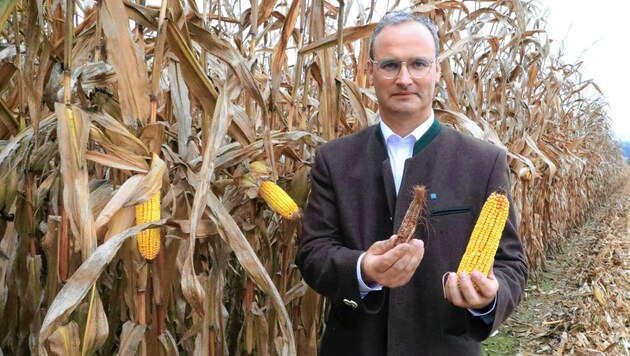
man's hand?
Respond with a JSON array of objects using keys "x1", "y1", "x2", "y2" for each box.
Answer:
[
  {"x1": 443, "y1": 268, "x2": 498, "y2": 310},
  {"x1": 361, "y1": 235, "x2": 425, "y2": 288}
]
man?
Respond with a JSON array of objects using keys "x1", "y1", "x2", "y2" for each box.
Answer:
[{"x1": 296, "y1": 11, "x2": 528, "y2": 355}]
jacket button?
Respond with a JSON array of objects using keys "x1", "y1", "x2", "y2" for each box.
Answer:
[{"x1": 343, "y1": 299, "x2": 358, "y2": 308}]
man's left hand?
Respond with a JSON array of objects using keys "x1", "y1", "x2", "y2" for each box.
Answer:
[{"x1": 443, "y1": 269, "x2": 498, "y2": 310}]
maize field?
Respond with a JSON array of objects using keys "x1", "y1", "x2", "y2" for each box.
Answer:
[{"x1": 0, "y1": 0, "x2": 626, "y2": 354}]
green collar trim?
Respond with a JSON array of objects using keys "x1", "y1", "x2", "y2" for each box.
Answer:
[
  {"x1": 375, "y1": 117, "x2": 442, "y2": 155},
  {"x1": 413, "y1": 118, "x2": 441, "y2": 155}
]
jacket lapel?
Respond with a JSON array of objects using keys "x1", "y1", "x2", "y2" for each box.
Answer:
[
  {"x1": 382, "y1": 159, "x2": 396, "y2": 219},
  {"x1": 373, "y1": 125, "x2": 397, "y2": 218},
  {"x1": 374, "y1": 118, "x2": 442, "y2": 220},
  {"x1": 413, "y1": 118, "x2": 442, "y2": 155}
]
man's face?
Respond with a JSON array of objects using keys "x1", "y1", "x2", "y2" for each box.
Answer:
[{"x1": 368, "y1": 21, "x2": 441, "y2": 123}]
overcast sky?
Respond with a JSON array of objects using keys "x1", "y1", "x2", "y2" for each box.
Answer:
[{"x1": 543, "y1": 0, "x2": 630, "y2": 142}]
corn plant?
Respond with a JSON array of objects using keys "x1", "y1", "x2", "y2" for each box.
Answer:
[{"x1": 0, "y1": 0, "x2": 625, "y2": 354}]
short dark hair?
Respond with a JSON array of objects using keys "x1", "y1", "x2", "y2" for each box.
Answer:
[{"x1": 368, "y1": 11, "x2": 440, "y2": 60}]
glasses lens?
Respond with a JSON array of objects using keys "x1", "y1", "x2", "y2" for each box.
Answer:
[
  {"x1": 408, "y1": 58, "x2": 431, "y2": 79},
  {"x1": 375, "y1": 58, "x2": 433, "y2": 79},
  {"x1": 378, "y1": 60, "x2": 400, "y2": 79}
]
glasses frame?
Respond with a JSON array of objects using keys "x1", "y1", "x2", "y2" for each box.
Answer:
[{"x1": 369, "y1": 57, "x2": 437, "y2": 80}]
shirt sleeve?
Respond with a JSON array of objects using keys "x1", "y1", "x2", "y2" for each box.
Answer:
[
  {"x1": 356, "y1": 252, "x2": 383, "y2": 298},
  {"x1": 468, "y1": 297, "x2": 497, "y2": 325}
]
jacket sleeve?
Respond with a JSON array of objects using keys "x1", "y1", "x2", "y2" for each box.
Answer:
[
  {"x1": 296, "y1": 146, "x2": 385, "y2": 314},
  {"x1": 485, "y1": 148, "x2": 529, "y2": 334}
]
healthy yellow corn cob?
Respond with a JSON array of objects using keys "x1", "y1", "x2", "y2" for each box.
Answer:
[
  {"x1": 259, "y1": 180, "x2": 300, "y2": 220},
  {"x1": 457, "y1": 191, "x2": 509, "y2": 276},
  {"x1": 135, "y1": 191, "x2": 161, "y2": 260}
]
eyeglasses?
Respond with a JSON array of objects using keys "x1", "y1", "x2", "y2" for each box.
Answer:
[{"x1": 370, "y1": 57, "x2": 436, "y2": 79}]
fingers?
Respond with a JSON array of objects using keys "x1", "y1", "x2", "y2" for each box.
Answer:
[
  {"x1": 362, "y1": 237, "x2": 425, "y2": 288},
  {"x1": 470, "y1": 270, "x2": 498, "y2": 299},
  {"x1": 385, "y1": 242, "x2": 424, "y2": 287},
  {"x1": 444, "y1": 271, "x2": 498, "y2": 309},
  {"x1": 366, "y1": 235, "x2": 398, "y2": 255},
  {"x1": 443, "y1": 272, "x2": 463, "y2": 305}
]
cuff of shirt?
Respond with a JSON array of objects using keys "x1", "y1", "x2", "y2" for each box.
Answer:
[
  {"x1": 356, "y1": 252, "x2": 383, "y2": 298},
  {"x1": 468, "y1": 297, "x2": 497, "y2": 325}
]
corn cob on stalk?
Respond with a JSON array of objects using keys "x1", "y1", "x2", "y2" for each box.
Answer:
[
  {"x1": 457, "y1": 191, "x2": 509, "y2": 276},
  {"x1": 395, "y1": 185, "x2": 427, "y2": 245},
  {"x1": 259, "y1": 180, "x2": 300, "y2": 220},
  {"x1": 135, "y1": 191, "x2": 161, "y2": 260}
]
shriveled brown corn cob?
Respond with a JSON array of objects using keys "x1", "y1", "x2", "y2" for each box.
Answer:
[
  {"x1": 259, "y1": 180, "x2": 300, "y2": 220},
  {"x1": 395, "y1": 185, "x2": 427, "y2": 245},
  {"x1": 135, "y1": 191, "x2": 161, "y2": 260},
  {"x1": 457, "y1": 190, "x2": 509, "y2": 276}
]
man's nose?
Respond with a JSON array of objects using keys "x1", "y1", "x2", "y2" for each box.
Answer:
[{"x1": 396, "y1": 63, "x2": 413, "y2": 85}]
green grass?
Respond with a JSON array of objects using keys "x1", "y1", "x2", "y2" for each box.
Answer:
[{"x1": 481, "y1": 331, "x2": 520, "y2": 356}]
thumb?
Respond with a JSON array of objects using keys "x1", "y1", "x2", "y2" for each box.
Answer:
[{"x1": 367, "y1": 235, "x2": 398, "y2": 255}]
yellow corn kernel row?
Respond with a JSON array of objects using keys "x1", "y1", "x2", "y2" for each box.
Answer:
[
  {"x1": 259, "y1": 180, "x2": 300, "y2": 220},
  {"x1": 457, "y1": 191, "x2": 509, "y2": 276},
  {"x1": 135, "y1": 191, "x2": 161, "y2": 260}
]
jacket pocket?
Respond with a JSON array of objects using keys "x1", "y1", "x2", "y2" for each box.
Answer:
[{"x1": 429, "y1": 206, "x2": 471, "y2": 216}]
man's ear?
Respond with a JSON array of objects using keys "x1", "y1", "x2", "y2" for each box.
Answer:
[{"x1": 367, "y1": 61, "x2": 374, "y2": 86}]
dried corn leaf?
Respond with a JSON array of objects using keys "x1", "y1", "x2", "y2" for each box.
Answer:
[
  {"x1": 116, "y1": 321, "x2": 146, "y2": 355},
  {"x1": 165, "y1": 20, "x2": 217, "y2": 116},
  {"x1": 38, "y1": 218, "x2": 167, "y2": 353},
  {"x1": 0, "y1": 0, "x2": 17, "y2": 31},
  {"x1": 298, "y1": 24, "x2": 376, "y2": 55},
  {"x1": 100, "y1": 0, "x2": 151, "y2": 126},
  {"x1": 46, "y1": 321, "x2": 80, "y2": 356},
  {"x1": 56, "y1": 104, "x2": 97, "y2": 259},
  {"x1": 168, "y1": 60, "x2": 192, "y2": 158},
  {"x1": 181, "y1": 92, "x2": 231, "y2": 320},
  {"x1": 207, "y1": 191, "x2": 296, "y2": 355},
  {"x1": 93, "y1": 154, "x2": 165, "y2": 232},
  {"x1": 77, "y1": 289, "x2": 109, "y2": 355}
]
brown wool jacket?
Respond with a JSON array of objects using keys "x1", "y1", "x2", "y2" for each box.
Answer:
[{"x1": 296, "y1": 119, "x2": 528, "y2": 356}]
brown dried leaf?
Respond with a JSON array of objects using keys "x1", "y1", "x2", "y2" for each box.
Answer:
[
  {"x1": 38, "y1": 218, "x2": 167, "y2": 353},
  {"x1": 56, "y1": 104, "x2": 97, "y2": 259},
  {"x1": 158, "y1": 330, "x2": 179, "y2": 355},
  {"x1": 78, "y1": 289, "x2": 109, "y2": 355},
  {"x1": 46, "y1": 321, "x2": 80, "y2": 356},
  {"x1": 297, "y1": 23, "x2": 376, "y2": 55},
  {"x1": 207, "y1": 189, "x2": 296, "y2": 355},
  {"x1": 100, "y1": 0, "x2": 151, "y2": 126},
  {"x1": 116, "y1": 321, "x2": 146, "y2": 355},
  {"x1": 93, "y1": 155, "x2": 165, "y2": 232},
  {"x1": 165, "y1": 20, "x2": 217, "y2": 116},
  {"x1": 182, "y1": 92, "x2": 231, "y2": 320}
]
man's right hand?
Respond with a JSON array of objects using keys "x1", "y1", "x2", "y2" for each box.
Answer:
[{"x1": 361, "y1": 235, "x2": 425, "y2": 288}]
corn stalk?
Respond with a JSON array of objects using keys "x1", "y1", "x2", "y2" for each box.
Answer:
[{"x1": 0, "y1": 0, "x2": 626, "y2": 354}]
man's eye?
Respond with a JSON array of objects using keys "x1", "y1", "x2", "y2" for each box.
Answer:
[
  {"x1": 380, "y1": 61, "x2": 400, "y2": 71},
  {"x1": 410, "y1": 59, "x2": 429, "y2": 68}
]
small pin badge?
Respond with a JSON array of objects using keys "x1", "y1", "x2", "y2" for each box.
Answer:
[{"x1": 430, "y1": 193, "x2": 437, "y2": 200}]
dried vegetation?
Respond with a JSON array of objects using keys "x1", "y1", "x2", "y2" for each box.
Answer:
[
  {"x1": 485, "y1": 171, "x2": 630, "y2": 355},
  {"x1": 0, "y1": 0, "x2": 626, "y2": 354}
]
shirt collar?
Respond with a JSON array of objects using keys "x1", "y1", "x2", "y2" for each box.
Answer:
[{"x1": 379, "y1": 110, "x2": 435, "y2": 142}]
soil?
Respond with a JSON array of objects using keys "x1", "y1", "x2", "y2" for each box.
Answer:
[{"x1": 482, "y1": 177, "x2": 630, "y2": 355}]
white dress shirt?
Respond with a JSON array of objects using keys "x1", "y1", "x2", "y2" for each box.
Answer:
[
  {"x1": 357, "y1": 112, "x2": 434, "y2": 296},
  {"x1": 379, "y1": 114, "x2": 435, "y2": 195}
]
